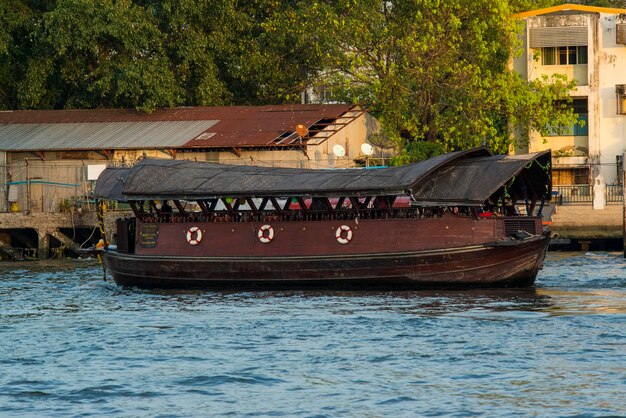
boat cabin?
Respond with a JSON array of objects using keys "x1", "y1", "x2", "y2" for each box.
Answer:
[{"x1": 96, "y1": 147, "x2": 551, "y2": 256}]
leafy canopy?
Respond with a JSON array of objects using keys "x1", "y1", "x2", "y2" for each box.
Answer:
[
  {"x1": 281, "y1": 0, "x2": 578, "y2": 156},
  {"x1": 0, "y1": 0, "x2": 326, "y2": 111},
  {"x1": 0, "y1": 0, "x2": 590, "y2": 158}
]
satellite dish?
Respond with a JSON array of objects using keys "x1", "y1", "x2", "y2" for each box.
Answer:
[
  {"x1": 332, "y1": 144, "x2": 346, "y2": 157},
  {"x1": 361, "y1": 143, "x2": 374, "y2": 156}
]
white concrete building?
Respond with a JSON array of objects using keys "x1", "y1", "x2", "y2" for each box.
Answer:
[{"x1": 513, "y1": 4, "x2": 626, "y2": 187}]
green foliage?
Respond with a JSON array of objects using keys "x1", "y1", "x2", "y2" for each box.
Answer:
[
  {"x1": 508, "y1": 0, "x2": 560, "y2": 13},
  {"x1": 144, "y1": 0, "x2": 235, "y2": 105},
  {"x1": 389, "y1": 141, "x2": 446, "y2": 166},
  {"x1": 235, "y1": 0, "x2": 330, "y2": 103},
  {"x1": 18, "y1": 0, "x2": 181, "y2": 111},
  {"x1": 509, "y1": 1, "x2": 626, "y2": 12},
  {"x1": 0, "y1": 0, "x2": 34, "y2": 109},
  {"x1": 506, "y1": 73, "x2": 578, "y2": 145},
  {"x1": 0, "y1": 0, "x2": 326, "y2": 110},
  {"x1": 0, "y1": 0, "x2": 581, "y2": 151},
  {"x1": 274, "y1": 0, "x2": 577, "y2": 155}
]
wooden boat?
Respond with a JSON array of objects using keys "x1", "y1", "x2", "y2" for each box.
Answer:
[{"x1": 94, "y1": 147, "x2": 552, "y2": 289}]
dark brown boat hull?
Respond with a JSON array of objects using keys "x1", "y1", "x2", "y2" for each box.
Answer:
[{"x1": 103, "y1": 232, "x2": 550, "y2": 290}]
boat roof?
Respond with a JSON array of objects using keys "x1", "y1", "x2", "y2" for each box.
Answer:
[{"x1": 94, "y1": 147, "x2": 551, "y2": 205}]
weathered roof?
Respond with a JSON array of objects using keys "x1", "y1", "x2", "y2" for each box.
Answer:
[
  {"x1": 95, "y1": 148, "x2": 552, "y2": 205},
  {"x1": 0, "y1": 121, "x2": 218, "y2": 151},
  {"x1": 515, "y1": 3, "x2": 626, "y2": 18},
  {"x1": 94, "y1": 167, "x2": 131, "y2": 202},
  {"x1": 412, "y1": 153, "x2": 552, "y2": 204},
  {"x1": 0, "y1": 105, "x2": 356, "y2": 151}
]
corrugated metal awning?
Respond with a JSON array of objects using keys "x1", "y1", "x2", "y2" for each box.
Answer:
[
  {"x1": 0, "y1": 121, "x2": 218, "y2": 151},
  {"x1": 529, "y1": 26, "x2": 588, "y2": 47}
]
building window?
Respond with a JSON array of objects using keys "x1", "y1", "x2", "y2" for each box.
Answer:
[
  {"x1": 546, "y1": 98, "x2": 588, "y2": 136},
  {"x1": 553, "y1": 168, "x2": 589, "y2": 185},
  {"x1": 617, "y1": 85, "x2": 626, "y2": 115},
  {"x1": 541, "y1": 46, "x2": 587, "y2": 65},
  {"x1": 617, "y1": 23, "x2": 626, "y2": 45},
  {"x1": 574, "y1": 114, "x2": 588, "y2": 136}
]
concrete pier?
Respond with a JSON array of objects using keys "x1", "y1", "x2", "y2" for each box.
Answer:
[{"x1": 0, "y1": 212, "x2": 99, "y2": 260}]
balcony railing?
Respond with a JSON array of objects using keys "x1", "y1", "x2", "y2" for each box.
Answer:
[
  {"x1": 607, "y1": 184, "x2": 623, "y2": 203},
  {"x1": 553, "y1": 185, "x2": 592, "y2": 204},
  {"x1": 553, "y1": 184, "x2": 623, "y2": 204}
]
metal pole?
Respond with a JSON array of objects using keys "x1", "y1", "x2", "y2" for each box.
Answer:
[
  {"x1": 623, "y1": 152, "x2": 626, "y2": 257},
  {"x1": 25, "y1": 159, "x2": 30, "y2": 212}
]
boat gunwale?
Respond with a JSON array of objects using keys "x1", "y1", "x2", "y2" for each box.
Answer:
[{"x1": 103, "y1": 233, "x2": 547, "y2": 262}]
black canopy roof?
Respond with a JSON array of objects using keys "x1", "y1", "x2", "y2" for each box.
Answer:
[
  {"x1": 412, "y1": 153, "x2": 552, "y2": 205},
  {"x1": 94, "y1": 148, "x2": 551, "y2": 205}
]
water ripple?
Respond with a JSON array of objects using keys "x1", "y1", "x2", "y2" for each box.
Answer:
[{"x1": 1, "y1": 254, "x2": 626, "y2": 416}]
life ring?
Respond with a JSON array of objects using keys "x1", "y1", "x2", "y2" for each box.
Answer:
[
  {"x1": 335, "y1": 225, "x2": 352, "y2": 244},
  {"x1": 186, "y1": 226, "x2": 203, "y2": 246},
  {"x1": 258, "y1": 224, "x2": 274, "y2": 243}
]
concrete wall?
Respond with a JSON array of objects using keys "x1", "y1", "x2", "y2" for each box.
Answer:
[
  {"x1": 550, "y1": 203, "x2": 622, "y2": 238},
  {"x1": 597, "y1": 13, "x2": 626, "y2": 183},
  {"x1": 4, "y1": 155, "x2": 105, "y2": 213}
]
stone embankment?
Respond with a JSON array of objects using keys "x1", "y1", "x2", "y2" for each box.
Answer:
[
  {"x1": 550, "y1": 204, "x2": 622, "y2": 239},
  {"x1": 0, "y1": 210, "x2": 132, "y2": 260},
  {"x1": 0, "y1": 212, "x2": 99, "y2": 260}
]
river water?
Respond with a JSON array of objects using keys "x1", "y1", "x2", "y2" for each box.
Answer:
[{"x1": 1, "y1": 252, "x2": 626, "y2": 417}]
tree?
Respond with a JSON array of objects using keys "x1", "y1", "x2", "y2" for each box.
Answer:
[
  {"x1": 226, "y1": 0, "x2": 330, "y2": 104},
  {"x1": 14, "y1": 0, "x2": 180, "y2": 111},
  {"x1": 137, "y1": 0, "x2": 235, "y2": 106},
  {"x1": 0, "y1": 0, "x2": 35, "y2": 110},
  {"x1": 508, "y1": 0, "x2": 560, "y2": 13},
  {"x1": 1, "y1": 0, "x2": 325, "y2": 110},
  {"x1": 274, "y1": 0, "x2": 577, "y2": 157},
  {"x1": 1, "y1": 0, "x2": 579, "y2": 145}
]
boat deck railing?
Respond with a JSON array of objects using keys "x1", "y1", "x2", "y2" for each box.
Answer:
[
  {"x1": 134, "y1": 207, "x2": 536, "y2": 224},
  {"x1": 137, "y1": 207, "x2": 448, "y2": 224}
]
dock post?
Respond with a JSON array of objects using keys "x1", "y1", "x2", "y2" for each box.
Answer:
[
  {"x1": 38, "y1": 231, "x2": 50, "y2": 260},
  {"x1": 623, "y1": 152, "x2": 626, "y2": 258}
]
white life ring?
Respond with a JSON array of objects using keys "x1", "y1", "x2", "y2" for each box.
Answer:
[
  {"x1": 186, "y1": 226, "x2": 203, "y2": 246},
  {"x1": 335, "y1": 225, "x2": 352, "y2": 244},
  {"x1": 258, "y1": 224, "x2": 274, "y2": 243}
]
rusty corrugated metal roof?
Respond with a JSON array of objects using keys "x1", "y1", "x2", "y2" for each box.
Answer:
[{"x1": 0, "y1": 105, "x2": 356, "y2": 151}]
